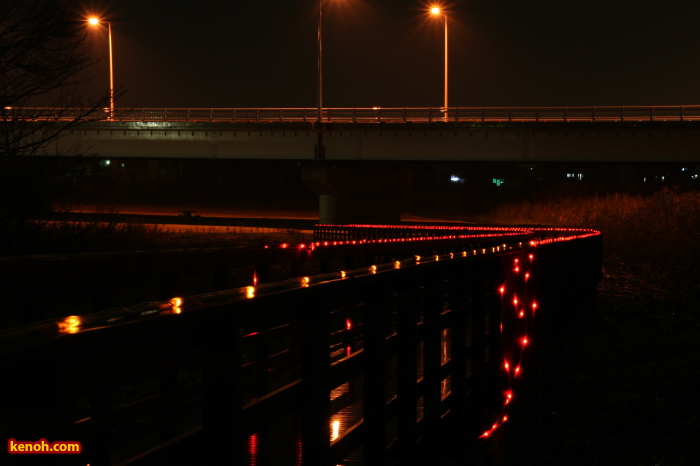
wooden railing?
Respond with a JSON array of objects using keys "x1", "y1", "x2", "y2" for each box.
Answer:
[{"x1": 0, "y1": 226, "x2": 601, "y2": 465}]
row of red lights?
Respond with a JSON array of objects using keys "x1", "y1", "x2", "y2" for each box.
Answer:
[
  {"x1": 173, "y1": 225, "x2": 601, "y2": 443},
  {"x1": 479, "y1": 228, "x2": 599, "y2": 439}
]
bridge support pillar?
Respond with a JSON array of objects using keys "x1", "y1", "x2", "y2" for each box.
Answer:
[{"x1": 302, "y1": 163, "x2": 412, "y2": 224}]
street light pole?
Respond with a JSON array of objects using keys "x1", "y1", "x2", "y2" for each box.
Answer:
[
  {"x1": 430, "y1": 7, "x2": 448, "y2": 118},
  {"x1": 107, "y1": 21, "x2": 114, "y2": 117},
  {"x1": 318, "y1": 0, "x2": 323, "y2": 122},
  {"x1": 316, "y1": 0, "x2": 326, "y2": 159},
  {"x1": 88, "y1": 17, "x2": 114, "y2": 118},
  {"x1": 443, "y1": 13, "x2": 448, "y2": 115}
]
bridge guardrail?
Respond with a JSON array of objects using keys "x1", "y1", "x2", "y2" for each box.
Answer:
[
  {"x1": 4, "y1": 106, "x2": 700, "y2": 123},
  {"x1": 0, "y1": 226, "x2": 601, "y2": 465}
]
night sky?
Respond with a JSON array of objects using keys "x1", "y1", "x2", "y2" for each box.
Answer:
[{"x1": 78, "y1": 0, "x2": 700, "y2": 109}]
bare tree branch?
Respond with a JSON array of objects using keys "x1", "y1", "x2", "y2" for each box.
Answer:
[{"x1": 0, "y1": 0, "x2": 114, "y2": 240}]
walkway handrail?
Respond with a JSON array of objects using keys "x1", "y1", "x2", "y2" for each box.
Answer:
[
  {"x1": 4, "y1": 106, "x2": 700, "y2": 123},
  {"x1": 0, "y1": 226, "x2": 602, "y2": 465}
]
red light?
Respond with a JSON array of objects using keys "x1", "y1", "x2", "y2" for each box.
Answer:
[
  {"x1": 280, "y1": 243, "x2": 289, "y2": 248},
  {"x1": 499, "y1": 286, "x2": 506, "y2": 294},
  {"x1": 521, "y1": 337, "x2": 529, "y2": 346},
  {"x1": 346, "y1": 318, "x2": 352, "y2": 330},
  {"x1": 248, "y1": 433, "x2": 259, "y2": 464},
  {"x1": 513, "y1": 295, "x2": 518, "y2": 306},
  {"x1": 518, "y1": 310, "x2": 525, "y2": 318}
]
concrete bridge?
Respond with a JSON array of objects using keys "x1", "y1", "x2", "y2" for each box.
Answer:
[
  {"x1": 42, "y1": 106, "x2": 700, "y2": 223},
  {"x1": 55, "y1": 106, "x2": 700, "y2": 163}
]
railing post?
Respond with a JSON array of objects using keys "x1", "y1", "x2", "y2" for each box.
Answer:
[
  {"x1": 446, "y1": 261, "x2": 469, "y2": 437},
  {"x1": 420, "y1": 264, "x2": 444, "y2": 461},
  {"x1": 201, "y1": 312, "x2": 244, "y2": 463},
  {"x1": 300, "y1": 294, "x2": 331, "y2": 465},
  {"x1": 363, "y1": 280, "x2": 390, "y2": 464},
  {"x1": 396, "y1": 274, "x2": 419, "y2": 463}
]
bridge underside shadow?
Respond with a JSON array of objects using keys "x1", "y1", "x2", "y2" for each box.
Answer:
[{"x1": 302, "y1": 162, "x2": 413, "y2": 224}]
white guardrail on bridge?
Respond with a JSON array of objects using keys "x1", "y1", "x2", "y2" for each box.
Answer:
[{"x1": 4, "y1": 106, "x2": 700, "y2": 123}]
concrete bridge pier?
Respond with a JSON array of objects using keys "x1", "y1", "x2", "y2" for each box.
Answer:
[{"x1": 302, "y1": 163, "x2": 412, "y2": 225}]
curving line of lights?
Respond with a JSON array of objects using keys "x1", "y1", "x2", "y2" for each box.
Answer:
[{"x1": 48, "y1": 224, "x2": 600, "y2": 442}]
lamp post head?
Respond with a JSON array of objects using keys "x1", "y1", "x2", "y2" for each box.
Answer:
[
  {"x1": 430, "y1": 7, "x2": 441, "y2": 15},
  {"x1": 88, "y1": 17, "x2": 100, "y2": 26}
]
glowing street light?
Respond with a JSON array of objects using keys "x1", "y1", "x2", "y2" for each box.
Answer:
[
  {"x1": 430, "y1": 6, "x2": 448, "y2": 118},
  {"x1": 87, "y1": 17, "x2": 114, "y2": 117}
]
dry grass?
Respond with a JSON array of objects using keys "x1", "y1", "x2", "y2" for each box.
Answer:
[
  {"x1": 2, "y1": 218, "x2": 312, "y2": 256},
  {"x1": 476, "y1": 187, "x2": 700, "y2": 269}
]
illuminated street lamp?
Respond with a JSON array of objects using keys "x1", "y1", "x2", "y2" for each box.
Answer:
[
  {"x1": 430, "y1": 6, "x2": 448, "y2": 118},
  {"x1": 87, "y1": 17, "x2": 114, "y2": 117}
]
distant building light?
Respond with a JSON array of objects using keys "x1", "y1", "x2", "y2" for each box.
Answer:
[
  {"x1": 692, "y1": 174, "x2": 698, "y2": 179},
  {"x1": 566, "y1": 173, "x2": 584, "y2": 180},
  {"x1": 682, "y1": 167, "x2": 689, "y2": 172},
  {"x1": 99, "y1": 160, "x2": 111, "y2": 168},
  {"x1": 492, "y1": 178, "x2": 505, "y2": 187},
  {"x1": 450, "y1": 175, "x2": 464, "y2": 183}
]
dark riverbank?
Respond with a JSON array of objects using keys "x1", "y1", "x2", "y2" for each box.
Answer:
[{"x1": 539, "y1": 264, "x2": 700, "y2": 465}]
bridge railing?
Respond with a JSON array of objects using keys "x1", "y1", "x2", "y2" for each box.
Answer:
[
  {"x1": 0, "y1": 226, "x2": 601, "y2": 465},
  {"x1": 5, "y1": 106, "x2": 700, "y2": 123}
]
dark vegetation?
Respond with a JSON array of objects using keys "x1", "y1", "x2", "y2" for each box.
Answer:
[
  {"x1": 476, "y1": 186, "x2": 700, "y2": 465},
  {"x1": 0, "y1": 0, "x2": 111, "y2": 253}
]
